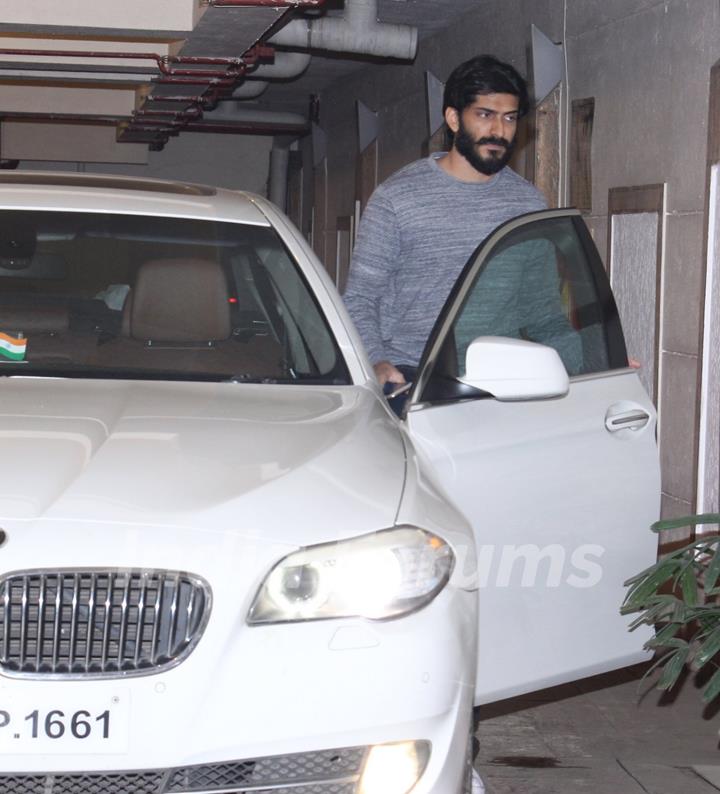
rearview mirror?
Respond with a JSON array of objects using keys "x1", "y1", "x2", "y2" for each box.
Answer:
[{"x1": 459, "y1": 336, "x2": 569, "y2": 400}]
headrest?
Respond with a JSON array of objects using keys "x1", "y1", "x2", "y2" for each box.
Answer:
[{"x1": 127, "y1": 258, "x2": 231, "y2": 343}]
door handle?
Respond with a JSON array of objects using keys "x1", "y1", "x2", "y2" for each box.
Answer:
[{"x1": 605, "y1": 409, "x2": 651, "y2": 433}]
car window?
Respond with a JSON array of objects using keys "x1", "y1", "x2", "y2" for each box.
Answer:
[
  {"x1": 0, "y1": 210, "x2": 350, "y2": 384},
  {"x1": 417, "y1": 213, "x2": 628, "y2": 403}
]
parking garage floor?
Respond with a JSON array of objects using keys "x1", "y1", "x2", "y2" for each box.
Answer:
[{"x1": 473, "y1": 664, "x2": 720, "y2": 793}]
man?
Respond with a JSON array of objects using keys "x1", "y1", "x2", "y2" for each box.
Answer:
[{"x1": 343, "y1": 54, "x2": 548, "y2": 390}]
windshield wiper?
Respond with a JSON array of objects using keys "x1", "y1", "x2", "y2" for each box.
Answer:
[
  {"x1": 226, "y1": 373, "x2": 346, "y2": 385},
  {"x1": 227, "y1": 374, "x2": 287, "y2": 384}
]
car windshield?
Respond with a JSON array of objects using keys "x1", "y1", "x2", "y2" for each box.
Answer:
[{"x1": 0, "y1": 210, "x2": 350, "y2": 384}]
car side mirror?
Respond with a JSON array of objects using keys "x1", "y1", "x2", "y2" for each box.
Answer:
[{"x1": 459, "y1": 336, "x2": 569, "y2": 401}]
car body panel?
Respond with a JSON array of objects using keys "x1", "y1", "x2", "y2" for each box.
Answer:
[
  {"x1": 406, "y1": 209, "x2": 661, "y2": 705},
  {"x1": 0, "y1": 174, "x2": 271, "y2": 226},
  {"x1": 0, "y1": 378, "x2": 404, "y2": 542},
  {"x1": 408, "y1": 371, "x2": 660, "y2": 704}
]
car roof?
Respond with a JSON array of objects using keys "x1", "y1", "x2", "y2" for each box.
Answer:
[{"x1": 0, "y1": 171, "x2": 271, "y2": 225}]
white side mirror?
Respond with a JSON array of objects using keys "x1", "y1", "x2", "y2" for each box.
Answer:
[{"x1": 459, "y1": 336, "x2": 569, "y2": 400}]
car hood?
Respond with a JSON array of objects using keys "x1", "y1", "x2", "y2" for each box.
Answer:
[{"x1": 0, "y1": 377, "x2": 406, "y2": 546}]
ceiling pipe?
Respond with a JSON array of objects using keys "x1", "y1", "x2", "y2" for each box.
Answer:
[
  {"x1": 123, "y1": 104, "x2": 308, "y2": 140},
  {"x1": 229, "y1": 52, "x2": 310, "y2": 99},
  {"x1": 231, "y1": 81, "x2": 269, "y2": 98},
  {"x1": 119, "y1": 44, "x2": 274, "y2": 141},
  {"x1": 0, "y1": 113, "x2": 120, "y2": 125},
  {"x1": 134, "y1": 107, "x2": 204, "y2": 122},
  {"x1": 0, "y1": 46, "x2": 273, "y2": 77},
  {"x1": 0, "y1": 111, "x2": 305, "y2": 136},
  {"x1": 208, "y1": 108, "x2": 307, "y2": 125},
  {"x1": 269, "y1": 0, "x2": 418, "y2": 60},
  {"x1": 185, "y1": 120, "x2": 308, "y2": 135},
  {"x1": 145, "y1": 94, "x2": 208, "y2": 104},
  {"x1": 211, "y1": 0, "x2": 325, "y2": 6},
  {"x1": 269, "y1": 146, "x2": 290, "y2": 210},
  {"x1": 153, "y1": 76, "x2": 236, "y2": 86},
  {"x1": 246, "y1": 51, "x2": 311, "y2": 80}
]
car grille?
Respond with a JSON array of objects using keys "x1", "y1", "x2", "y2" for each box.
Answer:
[
  {"x1": 0, "y1": 569, "x2": 210, "y2": 677},
  {"x1": 0, "y1": 746, "x2": 366, "y2": 793}
]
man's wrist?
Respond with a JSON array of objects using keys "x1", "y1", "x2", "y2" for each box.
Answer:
[{"x1": 373, "y1": 360, "x2": 406, "y2": 386}]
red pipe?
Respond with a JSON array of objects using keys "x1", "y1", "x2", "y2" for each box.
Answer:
[
  {"x1": 184, "y1": 121, "x2": 309, "y2": 134},
  {"x1": 134, "y1": 108, "x2": 203, "y2": 120},
  {"x1": 0, "y1": 41, "x2": 298, "y2": 143},
  {"x1": 0, "y1": 112, "x2": 121, "y2": 125},
  {"x1": 156, "y1": 66, "x2": 243, "y2": 78},
  {"x1": 210, "y1": 0, "x2": 325, "y2": 6},
  {"x1": 145, "y1": 95, "x2": 207, "y2": 104},
  {"x1": 152, "y1": 75, "x2": 238, "y2": 86},
  {"x1": 121, "y1": 120, "x2": 308, "y2": 139},
  {"x1": 0, "y1": 45, "x2": 273, "y2": 71},
  {"x1": 0, "y1": 48, "x2": 162, "y2": 61},
  {"x1": 127, "y1": 118, "x2": 184, "y2": 128}
]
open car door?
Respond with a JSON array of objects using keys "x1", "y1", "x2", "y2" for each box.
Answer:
[{"x1": 404, "y1": 209, "x2": 661, "y2": 705}]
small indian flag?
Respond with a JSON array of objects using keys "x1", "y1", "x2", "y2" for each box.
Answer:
[{"x1": 0, "y1": 332, "x2": 27, "y2": 361}]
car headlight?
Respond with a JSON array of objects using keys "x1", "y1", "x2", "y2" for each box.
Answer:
[
  {"x1": 247, "y1": 526, "x2": 454, "y2": 624},
  {"x1": 358, "y1": 740, "x2": 430, "y2": 794}
]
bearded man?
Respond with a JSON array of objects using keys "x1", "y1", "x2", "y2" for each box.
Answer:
[{"x1": 343, "y1": 54, "x2": 547, "y2": 392}]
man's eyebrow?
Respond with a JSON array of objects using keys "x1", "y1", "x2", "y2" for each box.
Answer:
[{"x1": 474, "y1": 106, "x2": 518, "y2": 115}]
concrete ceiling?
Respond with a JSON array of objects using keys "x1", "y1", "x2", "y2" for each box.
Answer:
[{"x1": 0, "y1": 0, "x2": 480, "y2": 163}]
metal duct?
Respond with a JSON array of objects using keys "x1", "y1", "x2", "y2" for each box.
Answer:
[
  {"x1": 209, "y1": 107, "x2": 307, "y2": 126},
  {"x1": 269, "y1": 0, "x2": 418, "y2": 60},
  {"x1": 247, "y1": 51, "x2": 311, "y2": 79},
  {"x1": 231, "y1": 53, "x2": 311, "y2": 98},
  {"x1": 232, "y1": 80, "x2": 269, "y2": 98},
  {"x1": 268, "y1": 146, "x2": 290, "y2": 210},
  {"x1": 211, "y1": 0, "x2": 325, "y2": 6}
]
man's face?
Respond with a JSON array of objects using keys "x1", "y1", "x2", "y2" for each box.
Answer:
[{"x1": 449, "y1": 93, "x2": 520, "y2": 176}]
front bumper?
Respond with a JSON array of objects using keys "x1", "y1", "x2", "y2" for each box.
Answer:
[{"x1": 0, "y1": 587, "x2": 477, "y2": 793}]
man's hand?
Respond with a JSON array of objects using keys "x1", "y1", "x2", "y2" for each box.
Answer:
[{"x1": 373, "y1": 360, "x2": 406, "y2": 386}]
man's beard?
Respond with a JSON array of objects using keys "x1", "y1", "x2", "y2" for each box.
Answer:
[{"x1": 454, "y1": 118, "x2": 515, "y2": 176}]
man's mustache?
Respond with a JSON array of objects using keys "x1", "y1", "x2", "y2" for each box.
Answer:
[{"x1": 475, "y1": 136, "x2": 511, "y2": 149}]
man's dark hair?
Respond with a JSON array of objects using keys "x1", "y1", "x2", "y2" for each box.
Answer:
[{"x1": 442, "y1": 55, "x2": 529, "y2": 146}]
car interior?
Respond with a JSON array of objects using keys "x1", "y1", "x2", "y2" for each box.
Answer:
[{"x1": 0, "y1": 210, "x2": 349, "y2": 385}]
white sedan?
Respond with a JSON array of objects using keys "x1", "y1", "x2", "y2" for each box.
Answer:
[{"x1": 0, "y1": 171, "x2": 660, "y2": 794}]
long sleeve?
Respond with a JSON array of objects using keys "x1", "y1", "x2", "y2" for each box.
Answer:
[{"x1": 342, "y1": 188, "x2": 400, "y2": 364}]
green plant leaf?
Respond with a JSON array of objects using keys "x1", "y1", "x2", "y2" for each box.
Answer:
[
  {"x1": 704, "y1": 544, "x2": 720, "y2": 592},
  {"x1": 657, "y1": 645, "x2": 690, "y2": 690},
  {"x1": 641, "y1": 648, "x2": 679, "y2": 682},
  {"x1": 647, "y1": 623, "x2": 682, "y2": 647},
  {"x1": 651, "y1": 513, "x2": 720, "y2": 532},
  {"x1": 679, "y1": 565, "x2": 699, "y2": 607},
  {"x1": 624, "y1": 561, "x2": 682, "y2": 606},
  {"x1": 703, "y1": 667, "x2": 720, "y2": 703},
  {"x1": 695, "y1": 626, "x2": 720, "y2": 669},
  {"x1": 624, "y1": 548, "x2": 694, "y2": 586}
]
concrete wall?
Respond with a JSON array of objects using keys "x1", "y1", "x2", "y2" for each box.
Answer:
[
  {"x1": 15, "y1": 131, "x2": 273, "y2": 195},
  {"x1": 316, "y1": 0, "x2": 562, "y2": 223},
  {"x1": 314, "y1": 0, "x2": 720, "y2": 523},
  {"x1": 566, "y1": 0, "x2": 719, "y2": 524}
]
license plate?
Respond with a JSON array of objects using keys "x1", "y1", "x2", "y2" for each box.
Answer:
[{"x1": 0, "y1": 691, "x2": 129, "y2": 754}]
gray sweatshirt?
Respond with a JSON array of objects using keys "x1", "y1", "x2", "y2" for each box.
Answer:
[{"x1": 343, "y1": 153, "x2": 547, "y2": 367}]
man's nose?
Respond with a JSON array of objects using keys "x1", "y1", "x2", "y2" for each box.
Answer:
[{"x1": 490, "y1": 114, "x2": 505, "y2": 138}]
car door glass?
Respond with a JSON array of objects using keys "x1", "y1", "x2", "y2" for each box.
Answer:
[
  {"x1": 0, "y1": 210, "x2": 350, "y2": 385},
  {"x1": 452, "y1": 215, "x2": 625, "y2": 378},
  {"x1": 415, "y1": 213, "x2": 628, "y2": 405}
]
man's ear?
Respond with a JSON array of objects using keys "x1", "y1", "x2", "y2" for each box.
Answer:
[{"x1": 444, "y1": 106, "x2": 460, "y2": 134}]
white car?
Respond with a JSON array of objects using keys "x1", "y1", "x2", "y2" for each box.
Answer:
[{"x1": 0, "y1": 172, "x2": 660, "y2": 794}]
